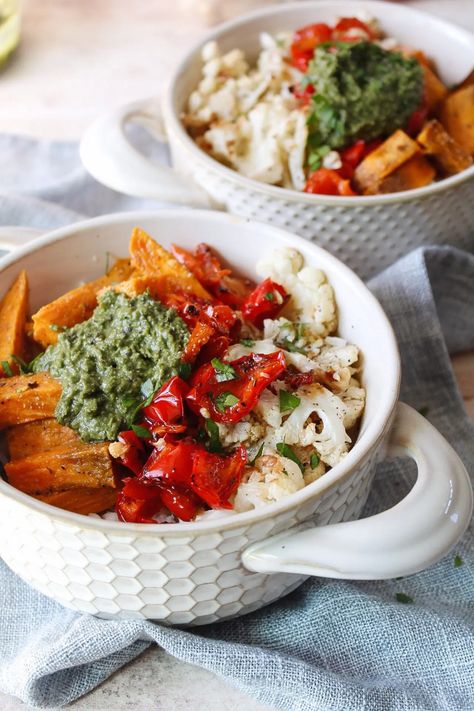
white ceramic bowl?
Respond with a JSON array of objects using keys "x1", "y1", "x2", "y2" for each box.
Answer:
[
  {"x1": 0, "y1": 210, "x2": 471, "y2": 624},
  {"x1": 80, "y1": 1, "x2": 474, "y2": 281}
]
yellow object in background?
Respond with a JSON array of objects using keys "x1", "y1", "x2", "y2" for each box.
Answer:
[{"x1": 0, "y1": 0, "x2": 20, "y2": 68}]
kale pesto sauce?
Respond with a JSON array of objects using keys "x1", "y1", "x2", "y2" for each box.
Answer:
[
  {"x1": 34, "y1": 290, "x2": 189, "y2": 442},
  {"x1": 306, "y1": 40, "x2": 424, "y2": 150}
]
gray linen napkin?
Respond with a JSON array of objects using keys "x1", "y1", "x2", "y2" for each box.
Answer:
[{"x1": 0, "y1": 134, "x2": 473, "y2": 711}]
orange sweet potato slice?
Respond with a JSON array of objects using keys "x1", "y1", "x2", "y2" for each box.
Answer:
[
  {"x1": 363, "y1": 154, "x2": 435, "y2": 195},
  {"x1": 0, "y1": 373, "x2": 61, "y2": 429},
  {"x1": 129, "y1": 228, "x2": 211, "y2": 299},
  {"x1": 353, "y1": 130, "x2": 420, "y2": 193},
  {"x1": 37, "y1": 487, "x2": 117, "y2": 515},
  {"x1": 6, "y1": 418, "x2": 79, "y2": 460},
  {"x1": 5, "y1": 441, "x2": 115, "y2": 495},
  {"x1": 422, "y1": 65, "x2": 448, "y2": 111},
  {"x1": 417, "y1": 119, "x2": 473, "y2": 175},
  {"x1": 0, "y1": 271, "x2": 29, "y2": 376},
  {"x1": 439, "y1": 85, "x2": 474, "y2": 156},
  {"x1": 31, "y1": 258, "x2": 134, "y2": 348}
]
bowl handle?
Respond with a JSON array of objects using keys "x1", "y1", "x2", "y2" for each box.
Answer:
[
  {"x1": 242, "y1": 402, "x2": 473, "y2": 580},
  {"x1": 79, "y1": 98, "x2": 212, "y2": 207}
]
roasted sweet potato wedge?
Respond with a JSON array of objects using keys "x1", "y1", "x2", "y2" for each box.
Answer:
[
  {"x1": 417, "y1": 119, "x2": 473, "y2": 175},
  {"x1": 37, "y1": 487, "x2": 117, "y2": 515},
  {"x1": 363, "y1": 154, "x2": 435, "y2": 195},
  {"x1": 353, "y1": 130, "x2": 420, "y2": 193},
  {"x1": 0, "y1": 271, "x2": 29, "y2": 376},
  {"x1": 439, "y1": 85, "x2": 474, "y2": 155},
  {"x1": 31, "y1": 258, "x2": 134, "y2": 348},
  {"x1": 422, "y1": 65, "x2": 448, "y2": 110},
  {"x1": 5, "y1": 441, "x2": 115, "y2": 495},
  {"x1": 7, "y1": 418, "x2": 79, "y2": 460},
  {"x1": 129, "y1": 228, "x2": 211, "y2": 299},
  {"x1": 0, "y1": 373, "x2": 61, "y2": 429}
]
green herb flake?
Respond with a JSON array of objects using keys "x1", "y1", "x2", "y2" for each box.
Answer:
[
  {"x1": 264, "y1": 292, "x2": 275, "y2": 301},
  {"x1": 215, "y1": 391, "x2": 240, "y2": 413},
  {"x1": 131, "y1": 424, "x2": 152, "y2": 439},
  {"x1": 418, "y1": 406, "x2": 429, "y2": 417},
  {"x1": 276, "y1": 442, "x2": 303, "y2": 472},
  {"x1": 250, "y1": 442, "x2": 264, "y2": 466},
  {"x1": 240, "y1": 338, "x2": 255, "y2": 348},
  {"x1": 176, "y1": 362, "x2": 192, "y2": 380},
  {"x1": 454, "y1": 554, "x2": 463, "y2": 568},
  {"x1": 11, "y1": 355, "x2": 31, "y2": 374},
  {"x1": 205, "y1": 419, "x2": 223, "y2": 453},
  {"x1": 49, "y1": 324, "x2": 64, "y2": 333},
  {"x1": 310, "y1": 452, "x2": 320, "y2": 470},
  {"x1": 279, "y1": 338, "x2": 306, "y2": 355},
  {"x1": 279, "y1": 389, "x2": 301, "y2": 413},
  {"x1": 395, "y1": 592, "x2": 414, "y2": 604},
  {"x1": 211, "y1": 358, "x2": 237, "y2": 383},
  {"x1": 0, "y1": 360, "x2": 13, "y2": 377}
]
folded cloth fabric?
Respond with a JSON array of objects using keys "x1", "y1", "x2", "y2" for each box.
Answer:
[{"x1": 0, "y1": 134, "x2": 473, "y2": 711}]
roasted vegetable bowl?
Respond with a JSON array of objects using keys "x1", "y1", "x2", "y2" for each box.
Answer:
[{"x1": 0, "y1": 211, "x2": 470, "y2": 623}]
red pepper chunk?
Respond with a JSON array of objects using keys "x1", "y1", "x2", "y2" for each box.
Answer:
[
  {"x1": 117, "y1": 430, "x2": 148, "y2": 475},
  {"x1": 186, "y1": 351, "x2": 286, "y2": 424},
  {"x1": 332, "y1": 17, "x2": 376, "y2": 42},
  {"x1": 241, "y1": 278, "x2": 289, "y2": 327},
  {"x1": 304, "y1": 168, "x2": 356, "y2": 196},
  {"x1": 142, "y1": 375, "x2": 189, "y2": 428},
  {"x1": 159, "y1": 484, "x2": 202, "y2": 522},
  {"x1": 192, "y1": 445, "x2": 247, "y2": 508},
  {"x1": 116, "y1": 477, "x2": 162, "y2": 523},
  {"x1": 141, "y1": 439, "x2": 196, "y2": 487},
  {"x1": 290, "y1": 23, "x2": 332, "y2": 71}
]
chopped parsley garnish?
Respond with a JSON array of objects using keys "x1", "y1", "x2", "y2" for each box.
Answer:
[
  {"x1": 1, "y1": 360, "x2": 13, "y2": 377},
  {"x1": 276, "y1": 442, "x2": 303, "y2": 472},
  {"x1": 307, "y1": 144, "x2": 331, "y2": 172},
  {"x1": 279, "y1": 389, "x2": 301, "y2": 413},
  {"x1": 418, "y1": 406, "x2": 429, "y2": 417},
  {"x1": 240, "y1": 338, "x2": 255, "y2": 348},
  {"x1": 214, "y1": 391, "x2": 240, "y2": 413},
  {"x1": 395, "y1": 592, "x2": 414, "y2": 604},
  {"x1": 49, "y1": 323, "x2": 64, "y2": 332},
  {"x1": 132, "y1": 424, "x2": 152, "y2": 439},
  {"x1": 250, "y1": 442, "x2": 264, "y2": 465},
  {"x1": 11, "y1": 355, "x2": 32, "y2": 374},
  {"x1": 204, "y1": 419, "x2": 223, "y2": 453},
  {"x1": 279, "y1": 338, "x2": 306, "y2": 355},
  {"x1": 454, "y1": 554, "x2": 463, "y2": 568},
  {"x1": 310, "y1": 452, "x2": 320, "y2": 469},
  {"x1": 211, "y1": 358, "x2": 237, "y2": 382},
  {"x1": 264, "y1": 292, "x2": 275, "y2": 301},
  {"x1": 176, "y1": 362, "x2": 192, "y2": 380}
]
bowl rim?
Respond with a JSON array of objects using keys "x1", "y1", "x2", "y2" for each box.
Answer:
[
  {"x1": 163, "y1": 0, "x2": 474, "y2": 207},
  {"x1": 0, "y1": 209, "x2": 401, "y2": 536}
]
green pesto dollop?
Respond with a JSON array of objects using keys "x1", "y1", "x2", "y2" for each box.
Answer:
[
  {"x1": 305, "y1": 40, "x2": 424, "y2": 153},
  {"x1": 33, "y1": 290, "x2": 189, "y2": 442}
]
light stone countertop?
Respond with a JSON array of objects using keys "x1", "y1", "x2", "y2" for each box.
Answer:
[{"x1": 0, "y1": 1, "x2": 473, "y2": 709}]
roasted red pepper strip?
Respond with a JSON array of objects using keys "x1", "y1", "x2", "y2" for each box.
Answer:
[
  {"x1": 304, "y1": 168, "x2": 356, "y2": 196},
  {"x1": 183, "y1": 321, "x2": 215, "y2": 363},
  {"x1": 332, "y1": 17, "x2": 375, "y2": 41},
  {"x1": 142, "y1": 375, "x2": 189, "y2": 427},
  {"x1": 191, "y1": 445, "x2": 247, "y2": 508},
  {"x1": 116, "y1": 477, "x2": 162, "y2": 523},
  {"x1": 141, "y1": 439, "x2": 196, "y2": 487},
  {"x1": 241, "y1": 278, "x2": 289, "y2": 327},
  {"x1": 172, "y1": 243, "x2": 252, "y2": 308},
  {"x1": 158, "y1": 484, "x2": 201, "y2": 522},
  {"x1": 117, "y1": 430, "x2": 148, "y2": 475},
  {"x1": 290, "y1": 22, "x2": 332, "y2": 71},
  {"x1": 186, "y1": 351, "x2": 286, "y2": 424},
  {"x1": 282, "y1": 366, "x2": 315, "y2": 391}
]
